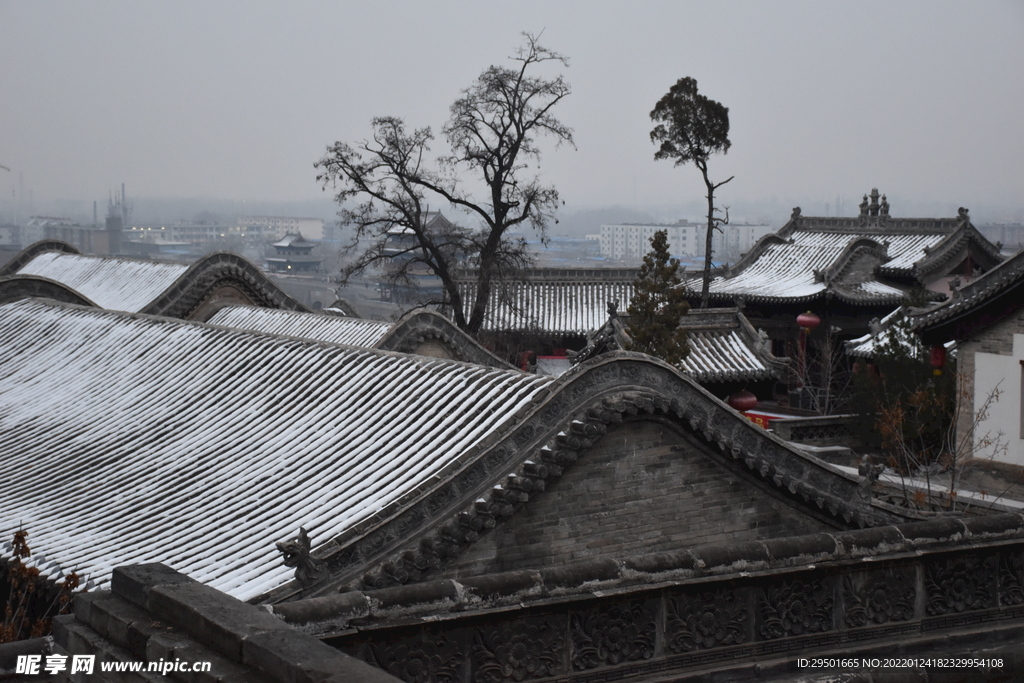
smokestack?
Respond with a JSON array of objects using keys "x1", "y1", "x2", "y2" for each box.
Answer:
[{"x1": 93, "y1": 201, "x2": 97, "y2": 226}]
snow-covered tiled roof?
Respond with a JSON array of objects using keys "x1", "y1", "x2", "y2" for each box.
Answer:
[
  {"x1": 16, "y1": 252, "x2": 189, "y2": 312},
  {"x1": 0, "y1": 299, "x2": 551, "y2": 600},
  {"x1": 679, "y1": 330, "x2": 772, "y2": 381},
  {"x1": 693, "y1": 231, "x2": 941, "y2": 304},
  {"x1": 573, "y1": 307, "x2": 786, "y2": 383},
  {"x1": 460, "y1": 280, "x2": 634, "y2": 334},
  {"x1": 207, "y1": 306, "x2": 392, "y2": 347}
]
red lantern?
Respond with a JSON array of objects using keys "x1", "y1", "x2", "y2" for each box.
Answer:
[
  {"x1": 796, "y1": 311, "x2": 821, "y2": 331},
  {"x1": 930, "y1": 345, "x2": 946, "y2": 375},
  {"x1": 728, "y1": 391, "x2": 758, "y2": 412}
]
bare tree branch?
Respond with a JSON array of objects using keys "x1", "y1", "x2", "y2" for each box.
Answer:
[{"x1": 315, "y1": 34, "x2": 572, "y2": 334}]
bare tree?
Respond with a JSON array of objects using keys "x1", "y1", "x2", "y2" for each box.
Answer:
[
  {"x1": 796, "y1": 326, "x2": 854, "y2": 416},
  {"x1": 315, "y1": 34, "x2": 573, "y2": 334},
  {"x1": 649, "y1": 77, "x2": 733, "y2": 309}
]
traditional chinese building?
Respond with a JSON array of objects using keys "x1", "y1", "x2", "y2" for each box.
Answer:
[
  {"x1": 266, "y1": 232, "x2": 322, "y2": 273},
  {"x1": 688, "y1": 190, "x2": 1003, "y2": 351},
  {"x1": 913, "y1": 247, "x2": 1024, "y2": 467},
  {"x1": 4, "y1": 296, "x2": 1024, "y2": 680}
]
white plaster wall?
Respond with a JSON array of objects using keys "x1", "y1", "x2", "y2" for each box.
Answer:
[{"x1": 974, "y1": 333, "x2": 1024, "y2": 466}]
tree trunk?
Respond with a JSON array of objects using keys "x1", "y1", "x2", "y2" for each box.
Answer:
[{"x1": 701, "y1": 168, "x2": 715, "y2": 309}]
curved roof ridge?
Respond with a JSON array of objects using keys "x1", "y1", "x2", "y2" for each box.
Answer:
[
  {"x1": 0, "y1": 239, "x2": 81, "y2": 277},
  {"x1": 0, "y1": 274, "x2": 100, "y2": 308},
  {"x1": 910, "y1": 221, "x2": 1003, "y2": 278},
  {"x1": 377, "y1": 308, "x2": 515, "y2": 369},
  {"x1": 141, "y1": 250, "x2": 309, "y2": 319},
  {"x1": 280, "y1": 350, "x2": 903, "y2": 602},
  {"x1": 912, "y1": 246, "x2": 1024, "y2": 335}
]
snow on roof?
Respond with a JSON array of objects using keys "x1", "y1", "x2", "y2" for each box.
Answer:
[
  {"x1": 16, "y1": 252, "x2": 189, "y2": 312},
  {"x1": 0, "y1": 299, "x2": 552, "y2": 600},
  {"x1": 461, "y1": 280, "x2": 634, "y2": 334},
  {"x1": 696, "y1": 231, "x2": 944, "y2": 303},
  {"x1": 207, "y1": 306, "x2": 392, "y2": 347},
  {"x1": 271, "y1": 232, "x2": 314, "y2": 247},
  {"x1": 679, "y1": 329, "x2": 771, "y2": 381}
]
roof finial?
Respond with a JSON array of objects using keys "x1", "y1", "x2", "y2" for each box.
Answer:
[{"x1": 869, "y1": 188, "x2": 880, "y2": 217}]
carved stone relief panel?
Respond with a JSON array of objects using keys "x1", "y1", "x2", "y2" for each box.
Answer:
[
  {"x1": 666, "y1": 587, "x2": 748, "y2": 653},
  {"x1": 999, "y1": 549, "x2": 1024, "y2": 607},
  {"x1": 570, "y1": 599, "x2": 657, "y2": 670},
  {"x1": 366, "y1": 629, "x2": 466, "y2": 683},
  {"x1": 843, "y1": 565, "x2": 916, "y2": 627},
  {"x1": 925, "y1": 554, "x2": 996, "y2": 616},
  {"x1": 757, "y1": 577, "x2": 835, "y2": 640},
  {"x1": 471, "y1": 614, "x2": 567, "y2": 682}
]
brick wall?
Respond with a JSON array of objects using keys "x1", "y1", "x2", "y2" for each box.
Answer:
[{"x1": 440, "y1": 421, "x2": 833, "y2": 578}]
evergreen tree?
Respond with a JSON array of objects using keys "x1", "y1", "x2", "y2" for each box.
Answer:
[
  {"x1": 627, "y1": 230, "x2": 690, "y2": 366},
  {"x1": 650, "y1": 77, "x2": 733, "y2": 309}
]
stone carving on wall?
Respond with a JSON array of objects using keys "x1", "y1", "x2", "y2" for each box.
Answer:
[
  {"x1": 999, "y1": 550, "x2": 1024, "y2": 607},
  {"x1": 275, "y1": 527, "x2": 327, "y2": 588},
  {"x1": 843, "y1": 566, "x2": 915, "y2": 627},
  {"x1": 570, "y1": 600, "x2": 656, "y2": 670},
  {"x1": 370, "y1": 633, "x2": 465, "y2": 683},
  {"x1": 472, "y1": 617, "x2": 565, "y2": 682},
  {"x1": 666, "y1": 588, "x2": 747, "y2": 653},
  {"x1": 758, "y1": 578, "x2": 834, "y2": 640},
  {"x1": 925, "y1": 554, "x2": 995, "y2": 615}
]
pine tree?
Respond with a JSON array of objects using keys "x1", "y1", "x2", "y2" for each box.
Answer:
[{"x1": 626, "y1": 230, "x2": 690, "y2": 366}]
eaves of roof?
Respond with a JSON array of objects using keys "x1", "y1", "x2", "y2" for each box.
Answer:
[
  {"x1": 910, "y1": 225, "x2": 1003, "y2": 279},
  {"x1": 912, "y1": 247, "x2": 1024, "y2": 341}
]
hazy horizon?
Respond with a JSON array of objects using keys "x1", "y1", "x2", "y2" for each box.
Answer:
[{"x1": 2, "y1": 1, "x2": 1022, "y2": 227}]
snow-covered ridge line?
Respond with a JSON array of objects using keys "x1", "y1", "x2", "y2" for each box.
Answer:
[
  {"x1": 16, "y1": 251, "x2": 189, "y2": 312},
  {"x1": 207, "y1": 306, "x2": 392, "y2": 348}
]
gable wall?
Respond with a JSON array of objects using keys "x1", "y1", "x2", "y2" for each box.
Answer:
[
  {"x1": 961, "y1": 308, "x2": 1024, "y2": 466},
  {"x1": 439, "y1": 420, "x2": 834, "y2": 578}
]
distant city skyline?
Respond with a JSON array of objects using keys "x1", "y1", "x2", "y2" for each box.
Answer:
[{"x1": 2, "y1": 1, "x2": 1022, "y2": 225}]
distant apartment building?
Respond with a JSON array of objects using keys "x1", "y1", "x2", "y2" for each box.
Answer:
[
  {"x1": 236, "y1": 216, "x2": 324, "y2": 241},
  {"x1": 599, "y1": 221, "x2": 773, "y2": 262}
]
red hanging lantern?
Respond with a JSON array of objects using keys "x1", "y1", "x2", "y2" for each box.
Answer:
[
  {"x1": 930, "y1": 345, "x2": 947, "y2": 375},
  {"x1": 796, "y1": 311, "x2": 821, "y2": 332},
  {"x1": 728, "y1": 390, "x2": 758, "y2": 412}
]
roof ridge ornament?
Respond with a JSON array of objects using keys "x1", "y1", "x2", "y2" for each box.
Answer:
[
  {"x1": 859, "y1": 188, "x2": 889, "y2": 227},
  {"x1": 276, "y1": 527, "x2": 328, "y2": 589}
]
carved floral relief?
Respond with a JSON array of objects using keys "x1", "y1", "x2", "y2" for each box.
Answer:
[
  {"x1": 666, "y1": 588, "x2": 747, "y2": 652},
  {"x1": 472, "y1": 617, "x2": 565, "y2": 682},
  {"x1": 758, "y1": 578, "x2": 834, "y2": 640},
  {"x1": 999, "y1": 550, "x2": 1024, "y2": 607},
  {"x1": 925, "y1": 554, "x2": 995, "y2": 615},
  {"x1": 369, "y1": 632, "x2": 465, "y2": 683},
  {"x1": 843, "y1": 566, "x2": 916, "y2": 627},
  {"x1": 570, "y1": 600, "x2": 656, "y2": 670}
]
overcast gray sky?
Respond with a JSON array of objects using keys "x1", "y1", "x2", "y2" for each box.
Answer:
[{"x1": 2, "y1": 1, "x2": 1022, "y2": 222}]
